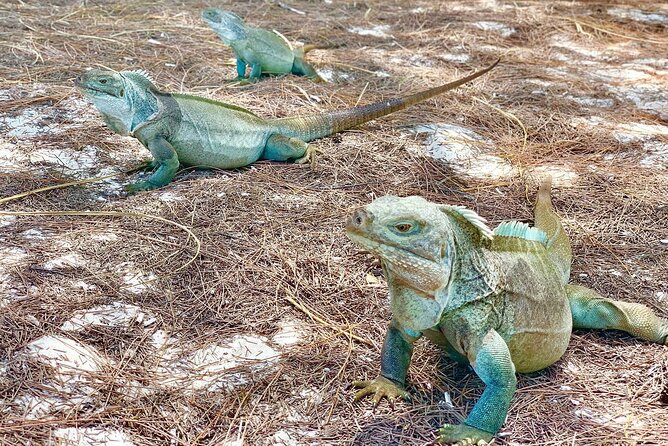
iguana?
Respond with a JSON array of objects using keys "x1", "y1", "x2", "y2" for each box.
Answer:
[
  {"x1": 74, "y1": 60, "x2": 498, "y2": 192},
  {"x1": 202, "y1": 8, "x2": 324, "y2": 82},
  {"x1": 346, "y1": 179, "x2": 668, "y2": 445}
]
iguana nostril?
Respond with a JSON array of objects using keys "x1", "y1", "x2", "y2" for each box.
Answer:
[{"x1": 351, "y1": 209, "x2": 371, "y2": 227}]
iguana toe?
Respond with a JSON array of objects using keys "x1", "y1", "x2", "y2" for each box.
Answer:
[
  {"x1": 352, "y1": 376, "x2": 411, "y2": 405},
  {"x1": 127, "y1": 159, "x2": 157, "y2": 173},
  {"x1": 659, "y1": 319, "x2": 668, "y2": 345},
  {"x1": 437, "y1": 424, "x2": 492, "y2": 445},
  {"x1": 125, "y1": 180, "x2": 159, "y2": 193},
  {"x1": 295, "y1": 145, "x2": 318, "y2": 168}
]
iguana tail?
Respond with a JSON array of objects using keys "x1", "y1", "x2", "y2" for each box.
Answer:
[
  {"x1": 302, "y1": 43, "x2": 338, "y2": 53},
  {"x1": 534, "y1": 178, "x2": 572, "y2": 284},
  {"x1": 271, "y1": 59, "x2": 499, "y2": 142}
]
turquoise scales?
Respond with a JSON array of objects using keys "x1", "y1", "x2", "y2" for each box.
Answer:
[
  {"x1": 201, "y1": 8, "x2": 323, "y2": 82},
  {"x1": 75, "y1": 61, "x2": 498, "y2": 191},
  {"x1": 346, "y1": 180, "x2": 668, "y2": 445}
]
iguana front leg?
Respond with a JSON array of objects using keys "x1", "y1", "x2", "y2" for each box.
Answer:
[
  {"x1": 438, "y1": 329, "x2": 516, "y2": 445},
  {"x1": 235, "y1": 58, "x2": 248, "y2": 80},
  {"x1": 127, "y1": 136, "x2": 180, "y2": 192},
  {"x1": 246, "y1": 63, "x2": 262, "y2": 82},
  {"x1": 353, "y1": 320, "x2": 420, "y2": 405}
]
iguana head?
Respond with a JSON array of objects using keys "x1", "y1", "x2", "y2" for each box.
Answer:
[
  {"x1": 201, "y1": 8, "x2": 246, "y2": 43},
  {"x1": 75, "y1": 69, "x2": 159, "y2": 136},
  {"x1": 346, "y1": 196, "x2": 492, "y2": 330}
]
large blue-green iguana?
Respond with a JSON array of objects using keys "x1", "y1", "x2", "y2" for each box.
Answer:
[
  {"x1": 346, "y1": 180, "x2": 668, "y2": 445},
  {"x1": 202, "y1": 8, "x2": 324, "y2": 82},
  {"x1": 74, "y1": 61, "x2": 497, "y2": 192}
]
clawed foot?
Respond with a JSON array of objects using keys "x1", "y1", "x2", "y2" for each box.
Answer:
[
  {"x1": 352, "y1": 376, "x2": 411, "y2": 406},
  {"x1": 124, "y1": 180, "x2": 159, "y2": 193},
  {"x1": 295, "y1": 145, "x2": 319, "y2": 168},
  {"x1": 127, "y1": 159, "x2": 157, "y2": 173},
  {"x1": 226, "y1": 77, "x2": 256, "y2": 86},
  {"x1": 437, "y1": 424, "x2": 492, "y2": 445},
  {"x1": 658, "y1": 320, "x2": 668, "y2": 345},
  {"x1": 232, "y1": 76, "x2": 260, "y2": 86}
]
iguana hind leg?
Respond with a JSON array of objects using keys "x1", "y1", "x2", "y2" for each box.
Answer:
[
  {"x1": 567, "y1": 284, "x2": 668, "y2": 345},
  {"x1": 263, "y1": 134, "x2": 317, "y2": 166},
  {"x1": 292, "y1": 57, "x2": 323, "y2": 82}
]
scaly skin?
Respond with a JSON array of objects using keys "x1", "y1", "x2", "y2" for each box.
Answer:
[
  {"x1": 75, "y1": 61, "x2": 498, "y2": 191},
  {"x1": 202, "y1": 8, "x2": 323, "y2": 82},
  {"x1": 346, "y1": 179, "x2": 668, "y2": 444}
]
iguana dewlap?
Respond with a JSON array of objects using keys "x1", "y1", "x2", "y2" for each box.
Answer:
[
  {"x1": 75, "y1": 61, "x2": 497, "y2": 192},
  {"x1": 346, "y1": 180, "x2": 668, "y2": 445},
  {"x1": 202, "y1": 8, "x2": 323, "y2": 82}
]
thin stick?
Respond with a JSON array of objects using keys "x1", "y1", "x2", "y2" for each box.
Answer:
[
  {"x1": 559, "y1": 16, "x2": 668, "y2": 45},
  {"x1": 0, "y1": 209, "x2": 201, "y2": 273},
  {"x1": 473, "y1": 96, "x2": 528, "y2": 152},
  {"x1": 0, "y1": 169, "x2": 130, "y2": 205},
  {"x1": 283, "y1": 289, "x2": 373, "y2": 347}
]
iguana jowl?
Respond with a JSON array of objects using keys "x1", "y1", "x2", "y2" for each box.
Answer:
[
  {"x1": 74, "y1": 61, "x2": 497, "y2": 192},
  {"x1": 202, "y1": 8, "x2": 323, "y2": 82},
  {"x1": 346, "y1": 180, "x2": 668, "y2": 445}
]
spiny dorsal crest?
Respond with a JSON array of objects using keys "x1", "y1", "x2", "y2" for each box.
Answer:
[
  {"x1": 121, "y1": 69, "x2": 156, "y2": 86},
  {"x1": 493, "y1": 221, "x2": 548, "y2": 245},
  {"x1": 441, "y1": 205, "x2": 494, "y2": 241}
]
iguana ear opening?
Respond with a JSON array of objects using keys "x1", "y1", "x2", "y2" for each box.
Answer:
[
  {"x1": 439, "y1": 242, "x2": 448, "y2": 260},
  {"x1": 438, "y1": 205, "x2": 494, "y2": 243}
]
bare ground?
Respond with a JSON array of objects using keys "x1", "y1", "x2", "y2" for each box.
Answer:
[{"x1": 0, "y1": 1, "x2": 667, "y2": 445}]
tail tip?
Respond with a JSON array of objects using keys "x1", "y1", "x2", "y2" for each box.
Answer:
[{"x1": 538, "y1": 176, "x2": 553, "y2": 198}]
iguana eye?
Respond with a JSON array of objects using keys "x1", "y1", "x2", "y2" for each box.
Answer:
[
  {"x1": 395, "y1": 223, "x2": 413, "y2": 233},
  {"x1": 99, "y1": 79, "x2": 108, "y2": 84}
]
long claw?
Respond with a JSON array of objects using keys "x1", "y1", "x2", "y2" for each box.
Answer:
[
  {"x1": 438, "y1": 424, "x2": 492, "y2": 445},
  {"x1": 351, "y1": 376, "x2": 410, "y2": 407},
  {"x1": 295, "y1": 145, "x2": 318, "y2": 168},
  {"x1": 125, "y1": 181, "x2": 158, "y2": 193},
  {"x1": 353, "y1": 387, "x2": 374, "y2": 402},
  {"x1": 127, "y1": 159, "x2": 156, "y2": 173}
]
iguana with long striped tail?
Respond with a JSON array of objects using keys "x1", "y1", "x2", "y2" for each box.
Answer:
[
  {"x1": 74, "y1": 60, "x2": 498, "y2": 192},
  {"x1": 346, "y1": 179, "x2": 668, "y2": 445}
]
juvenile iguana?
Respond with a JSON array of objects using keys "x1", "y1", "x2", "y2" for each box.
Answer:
[
  {"x1": 346, "y1": 180, "x2": 668, "y2": 445},
  {"x1": 202, "y1": 8, "x2": 324, "y2": 82},
  {"x1": 74, "y1": 60, "x2": 497, "y2": 192}
]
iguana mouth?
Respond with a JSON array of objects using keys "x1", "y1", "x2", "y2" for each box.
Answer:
[
  {"x1": 346, "y1": 230, "x2": 439, "y2": 266},
  {"x1": 347, "y1": 230, "x2": 447, "y2": 297},
  {"x1": 73, "y1": 78, "x2": 115, "y2": 97}
]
